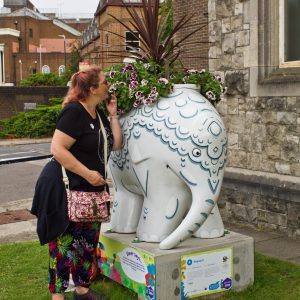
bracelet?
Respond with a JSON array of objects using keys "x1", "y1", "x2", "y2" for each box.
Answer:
[{"x1": 109, "y1": 115, "x2": 119, "y2": 119}]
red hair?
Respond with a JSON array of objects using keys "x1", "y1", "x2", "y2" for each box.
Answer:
[{"x1": 63, "y1": 66, "x2": 102, "y2": 107}]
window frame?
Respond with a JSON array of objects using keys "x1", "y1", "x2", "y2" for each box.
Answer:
[
  {"x1": 42, "y1": 65, "x2": 50, "y2": 74},
  {"x1": 249, "y1": 0, "x2": 300, "y2": 97},
  {"x1": 125, "y1": 31, "x2": 140, "y2": 52},
  {"x1": 58, "y1": 65, "x2": 65, "y2": 77},
  {"x1": 278, "y1": 0, "x2": 300, "y2": 68},
  {"x1": 257, "y1": 0, "x2": 300, "y2": 85}
]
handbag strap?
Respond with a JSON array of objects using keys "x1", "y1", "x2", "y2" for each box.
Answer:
[
  {"x1": 96, "y1": 111, "x2": 108, "y2": 179},
  {"x1": 61, "y1": 110, "x2": 108, "y2": 189}
]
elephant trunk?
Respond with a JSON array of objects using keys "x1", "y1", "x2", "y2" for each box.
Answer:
[{"x1": 159, "y1": 186, "x2": 216, "y2": 250}]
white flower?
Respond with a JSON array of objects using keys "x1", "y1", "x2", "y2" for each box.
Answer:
[
  {"x1": 144, "y1": 63, "x2": 150, "y2": 69},
  {"x1": 182, "y1": 76, "x2": 189, "y2": 83},
  {"x1": 109, "y1": 70, "x2": 116, "y2": 78},
  {"x1": 141, "y1": 79, "x2": 148, "y2": 86},
  {"x1": 187, "y1": 69, "x2": 197, "y2": 74},
  {"x1": 108, "y1": 84, "x2": 116, "y2": 93}
]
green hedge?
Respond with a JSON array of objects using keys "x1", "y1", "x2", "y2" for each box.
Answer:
[
  {"x1": 20, "y1": 73, "x2": 66, "y2": 87},
  {"x1": 0, "y1": 98, "x2": 63, "y2": 138}
]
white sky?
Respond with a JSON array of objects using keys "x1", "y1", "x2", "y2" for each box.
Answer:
[{"x1": 0, "y1": 0, "x2": 99, "y2": 15}]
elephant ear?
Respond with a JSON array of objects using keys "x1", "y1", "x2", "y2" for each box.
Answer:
[{"x1": 130, "y1": 144, "x2": 150, "y2": 165}]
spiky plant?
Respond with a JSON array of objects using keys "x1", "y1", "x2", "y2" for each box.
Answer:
[{"x1": 108, "y1": 0, "x2": 204, "y2": 67}]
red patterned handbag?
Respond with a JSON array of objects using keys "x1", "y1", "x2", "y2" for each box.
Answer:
[
  {"x1": 62, "y1": 111, "x2": 111, "y2": 222},
  {"x1": 66, "y1": 189, "x2": 110, "y2": 222}
]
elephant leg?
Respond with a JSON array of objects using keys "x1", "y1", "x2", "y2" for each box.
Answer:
[
  {"x1": 193, "y1": 204, "x2": 224, "y2": 238},
  {"x1": 110, "y1": 185, "x2": 143, "y2": 233},
  {"x1": 136, "y1": 185, "x2": 191, "y2": 243},
  {"x1": 159, "y1": 180, "x2": 223, "y2": 250}
]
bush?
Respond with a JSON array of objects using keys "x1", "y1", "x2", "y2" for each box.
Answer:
[
  {"x1": 20, "y1": 73, "x2": 66, "y2": 87},
  {"x1": 0, "y1": 98, "x2": 63, "y2": 138}
]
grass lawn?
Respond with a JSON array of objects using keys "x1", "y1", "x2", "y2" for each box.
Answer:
[{"x1": 0, "y1": 241, "x2": 299, "y2": 300}]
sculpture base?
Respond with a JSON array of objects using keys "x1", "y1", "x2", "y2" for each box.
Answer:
[{"x1": 97, "y1": 229, "x2": 254, "y2": 300}]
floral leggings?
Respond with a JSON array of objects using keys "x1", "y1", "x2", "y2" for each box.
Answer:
[{"x1": 48, "y1": 221, "x2": 101, "y2": 294}]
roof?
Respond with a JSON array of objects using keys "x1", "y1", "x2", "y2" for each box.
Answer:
[
  {"x1": 0, "y1": 28, "x2": 20, "y2": 37},
  {"x1": 94, "y1": 0, "x2": 143, "y2": 17},
  {"x1": 5, "y1": 7, "x2": 82, "y2": 37},
  {"x1": 53, "y1": 19, "x2": 82, "y2": 37},
  {"x1": 7, "y1": 7, "x2": 50, "y2": 20}
]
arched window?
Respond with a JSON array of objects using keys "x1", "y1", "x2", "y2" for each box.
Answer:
[
  {"x1": 42, "y1": 65, "x2": 50, "y2": 74},
  {"x1": 58, "y1": 65, "x2": 65, "y2": 76}
]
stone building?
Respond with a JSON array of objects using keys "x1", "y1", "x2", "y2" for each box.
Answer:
[
  {"x1": 174, "y1": 0, "x2": 300, "y2": 239},
  {"x1": 0, "y1": 0, "x2": 82, "y2": 85}
]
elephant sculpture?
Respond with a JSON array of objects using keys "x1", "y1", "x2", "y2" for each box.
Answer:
[{"x1": 108, "y1": 84, "x2": 227, "y2": 250}]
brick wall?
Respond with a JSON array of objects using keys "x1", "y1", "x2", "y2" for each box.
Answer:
[
  {"x1": 0, "y1": 16, "x2": 81, "y2": 85},
  {"x1": 0, "y1": 86, "x2": 68, "y2": 120},
  {"x1": 173, "y1": 0, "x2": 209, "y2": 70}
]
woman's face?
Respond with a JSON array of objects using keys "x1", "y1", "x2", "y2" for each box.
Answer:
[{"x1": 95, "y1": 71, "x2": 109, "y2": 102}]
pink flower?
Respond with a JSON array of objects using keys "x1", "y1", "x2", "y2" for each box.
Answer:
[
  {"x1": 126, "y1": 64, "x2": 134, "y2": 71},
  {"x1": 206, "y1": 91, "x2": 216, "y2": 100},
  {"x1": 171, "y1": 84, "x2": 175, "y2": 93},
  {"x1": 130, "y1": 73, "x2": 138, "y2": 81},
  {"x1": 214, "y1": 75, "x2": 223, "y2": 82},
  {"x1": 150, "y1": 87, "x2": 157, "y2": 94},
  {"x1": 158, "y1": 78, "x2": 169, "y2": 84},
  {"x1": 133, "y1": 98, "x2": 143, "y2": 107},
  {"x1": 129, "y1": 81, "x2": 138, "y2": 90},
  {"x1": 135, "y1": 91, "x2": 143, "y2": 99}
]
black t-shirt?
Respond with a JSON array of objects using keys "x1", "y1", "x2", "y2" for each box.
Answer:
[{"x1": 56, "y1": 102, "x2": 113, "y2": 192}]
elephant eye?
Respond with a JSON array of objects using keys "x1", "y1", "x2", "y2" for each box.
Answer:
[{"x1": 192, "y1": 148, "x2": 201, "y2": 157}]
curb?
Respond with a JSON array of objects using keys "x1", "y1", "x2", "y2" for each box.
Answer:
[
  {"x1": 0, "y1": 137, "x2": 52, "y2": 146},
  {"x1": 0, "y1": 198, "x2": 33, "y2": 213}
]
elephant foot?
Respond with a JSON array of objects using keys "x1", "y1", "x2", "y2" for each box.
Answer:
[
  {"x1": 111, "y1": 224, "x2": 137, "y2": 233},
  {"x1": 193, "y1": 205, "x2": 224, "y2": 239},
  {"x1": 137, "y1": 232, "x2": 168, "y2": 243},
  {"x1": 194, "y1": 228, "x2": 224, "y2": 239}
]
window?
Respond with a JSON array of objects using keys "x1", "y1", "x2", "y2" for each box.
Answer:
[
  {"x1": 251, "y1": 0, "x2": 300, "y2": 96},
  {"x1": 125, "y1": 31, "x2": 140, "y2": 52},
  {"x1": 58, "y1": 65, "x2": 65, "y2": 76},
  {"x1": 42, "y1": 65, "x2": 50, "y2": 74},
  {"x1": 279, "y1": 0, "x2": 300, "y2": 67},
  {"x1": 29, "y1": 28, "x2": 33, "y2": 38}
]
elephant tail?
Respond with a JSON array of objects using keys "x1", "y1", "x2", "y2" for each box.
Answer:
[{"x1": 159, "y1": 196, "x2": 216, "y2": 250}]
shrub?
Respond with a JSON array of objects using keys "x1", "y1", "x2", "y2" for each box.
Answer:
[
  {"x1": 0, "y1": 98, "x2": 63, "y2": 138},
  {"x1": 20, "y1": 73, "x2": 65, "y2": 87}
]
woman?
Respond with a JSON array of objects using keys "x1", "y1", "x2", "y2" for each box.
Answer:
[{"x1": 46, "y1": 66, "x2": 122, "y2": 300}]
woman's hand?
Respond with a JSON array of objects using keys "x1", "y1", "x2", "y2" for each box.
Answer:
[
  {"x1": 85, "y1": 170, "x2": 106, "y2": 186},
  {"x1": 106, "y1": 94, "x2": 118, "y2": 117}
]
